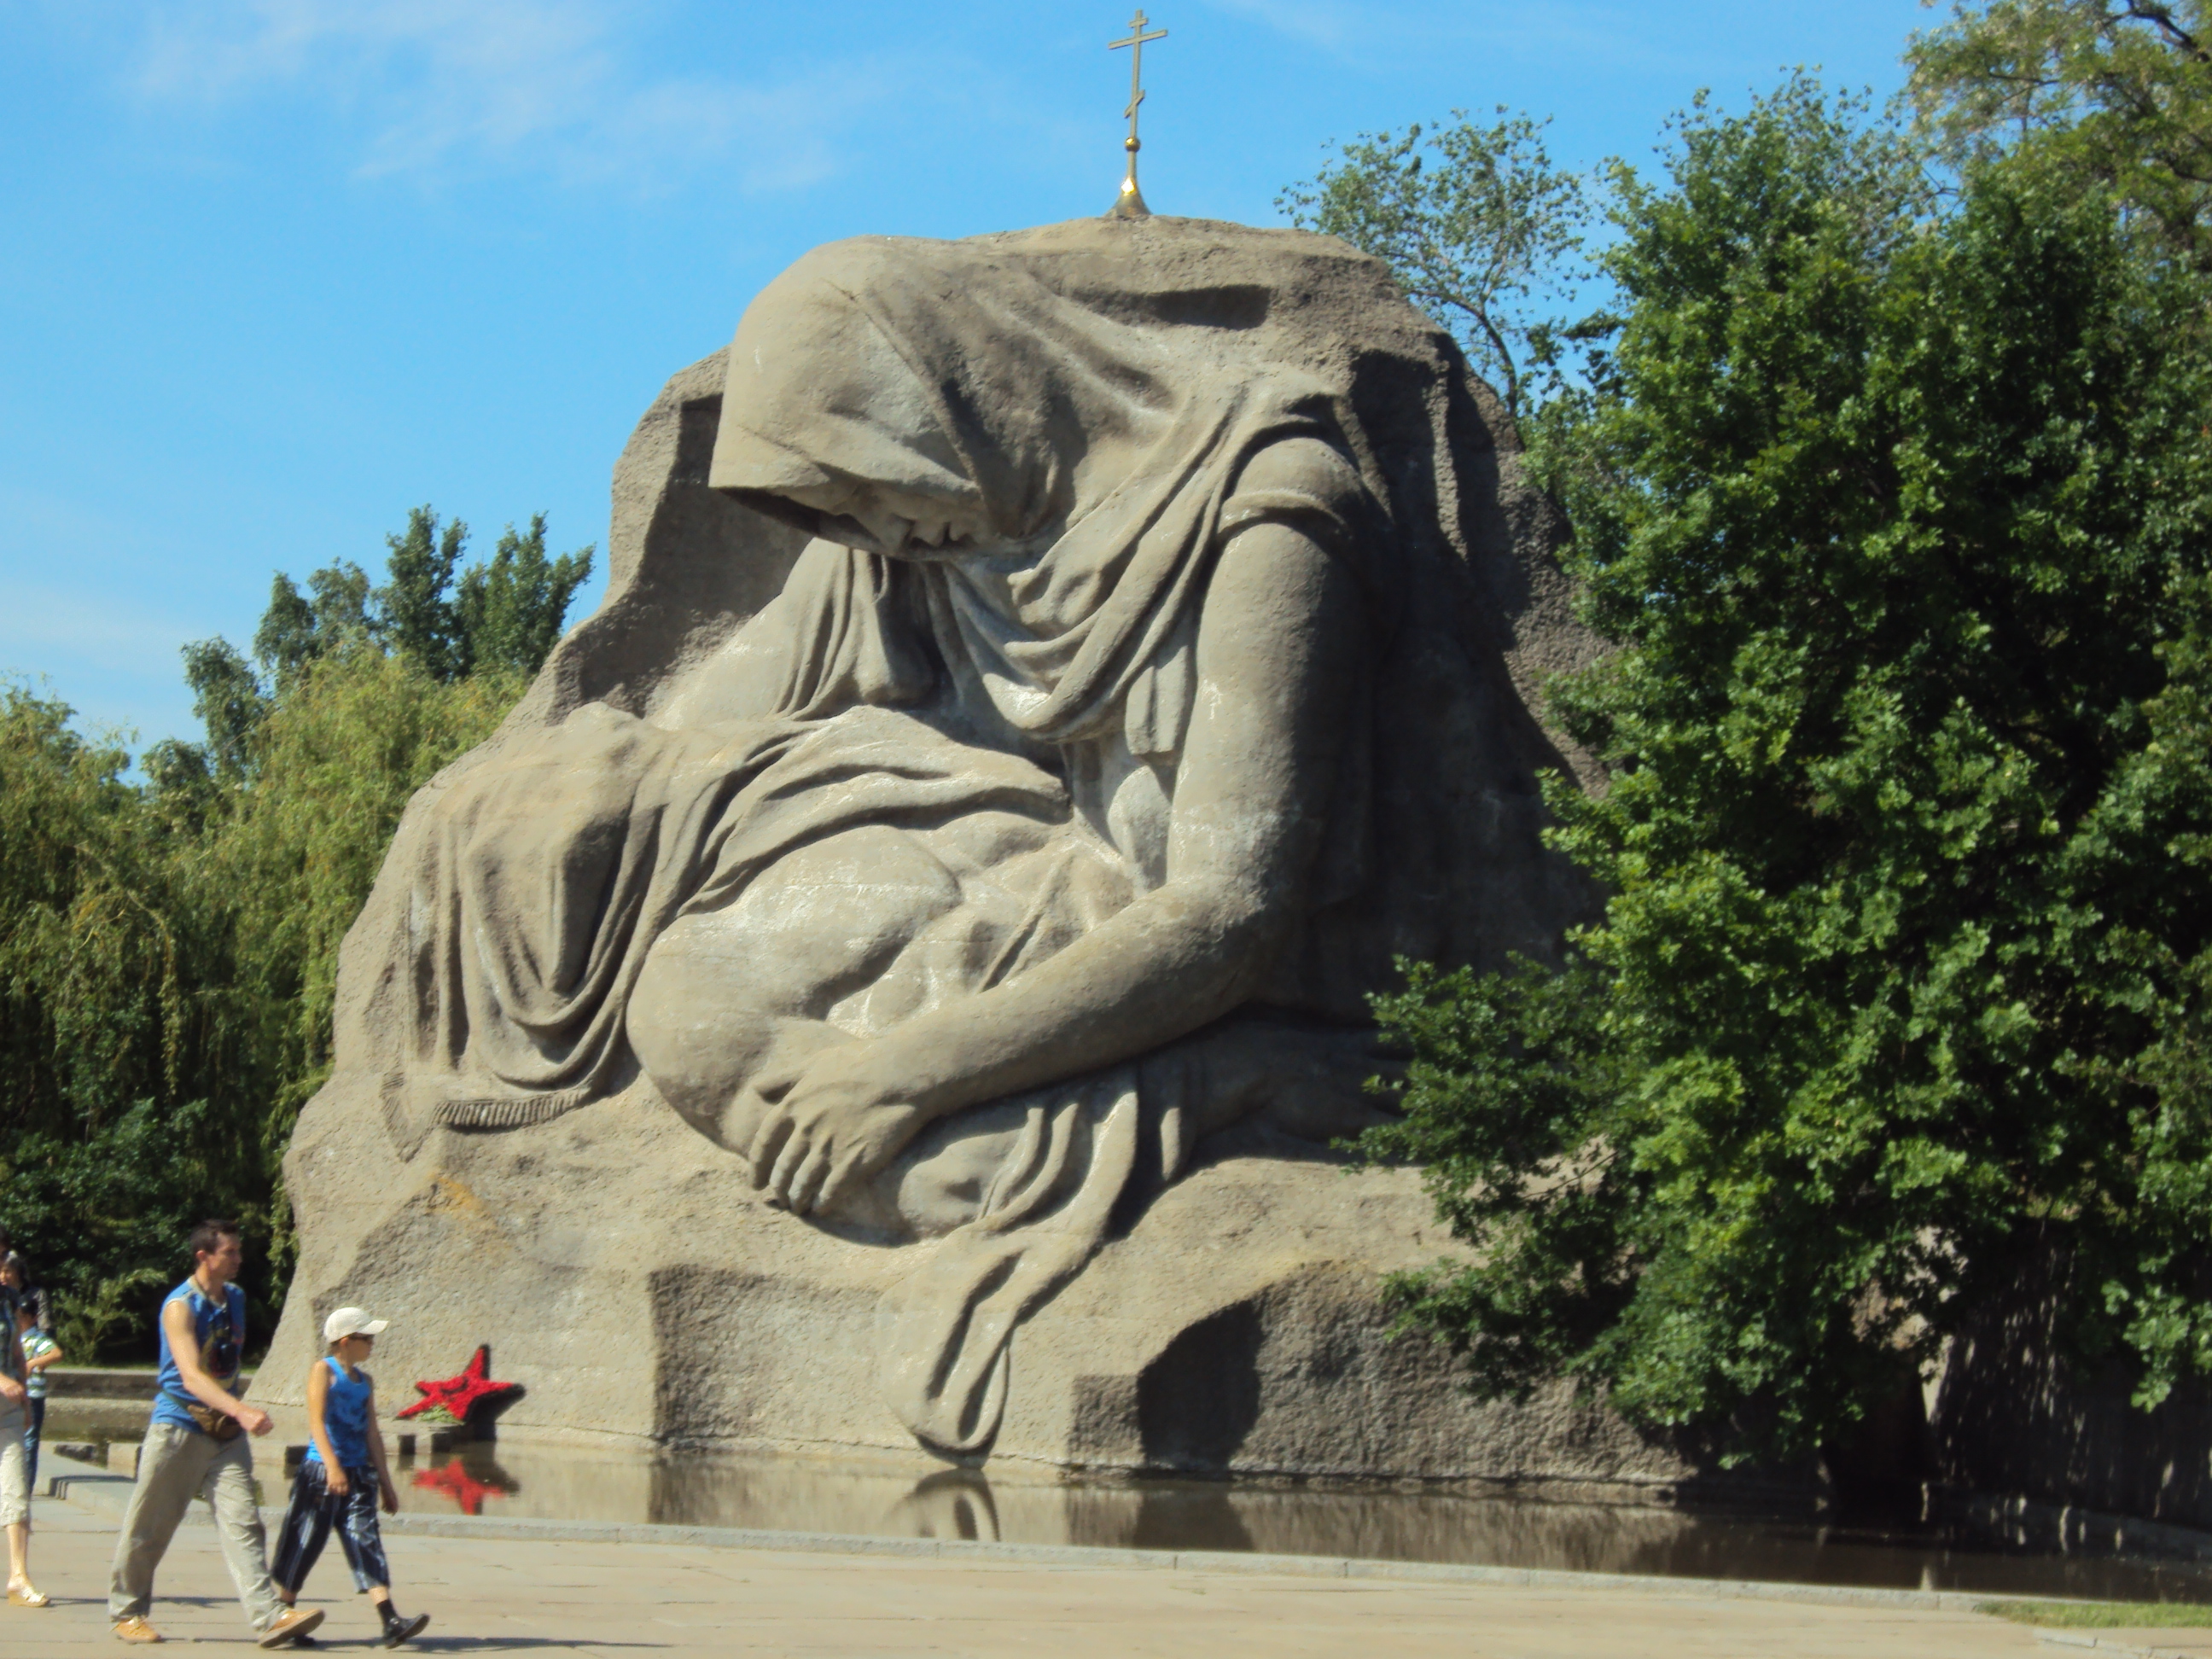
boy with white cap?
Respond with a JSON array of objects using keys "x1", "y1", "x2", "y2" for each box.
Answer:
[{"x1": 270, "y1": 1307, "x2": 428, "y2": 1649}]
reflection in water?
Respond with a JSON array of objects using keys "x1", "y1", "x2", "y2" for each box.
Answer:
[
  {"x1": 891, "y1": 1469, "x2": 1001, "y2": 1543},
  {"x1": 387, "y1": 1440, "x2": 2212, "y2": 1604},
  {"x1": 407, "y1": 1451, "x2": 517, "y2": 1518}
]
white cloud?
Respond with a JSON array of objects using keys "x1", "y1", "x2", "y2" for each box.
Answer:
[{"x1": 120, "y1": 0, "x2": 888, "y2": 193}]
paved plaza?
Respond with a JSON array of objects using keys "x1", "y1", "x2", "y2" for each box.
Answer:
[{"x1": 0, "y1": 1483, "x2": 2097, "y2": 1657}]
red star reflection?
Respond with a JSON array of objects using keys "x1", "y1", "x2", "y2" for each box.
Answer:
[
  {"x1": 396, "y1": 1346, "x2": 517, "y2": 1423},
  {"x1": 410, "y1": 1459, "x2": 510, "y2": 1517}
]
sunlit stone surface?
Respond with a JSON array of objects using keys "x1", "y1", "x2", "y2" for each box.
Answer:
[{"x1": 264, "y1": 217, "x2": 1732, "y2": 1491}]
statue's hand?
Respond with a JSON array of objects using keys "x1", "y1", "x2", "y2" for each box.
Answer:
[{"x1": 746, "y1": 1044, "x2": 931, "y2": 1215}]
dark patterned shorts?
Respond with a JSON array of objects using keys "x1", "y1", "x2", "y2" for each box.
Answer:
[{"x1": 271, "y1": 1460, "x2": 389, "y2": 1593}]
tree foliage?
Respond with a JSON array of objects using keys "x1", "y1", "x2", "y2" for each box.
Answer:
[
  {"x1": 218, "y1": 649, "x2": 525, "y2": 1191},
  {"x1": 0, "y1": 688, "x2": 276, "y2": 1351},
  {"x1": 457, "y1": 515, "x2": 596, "y2": 678},
  {"x1": 1910, "y1": 1, "x2": 2212, "y2": 265},
  {"x1": 1280, "y1": 108, "x2": 1587, "y2": 415},
  {"x1": 247, "y1": 507, "x2": 589, "y2": 695},
  {"x1": 0, "y1": 505, "x2": 585, "y2": 1355},
  {"x1": 1357, "y1": 77, "x2": 2212, "y2": 1458}
]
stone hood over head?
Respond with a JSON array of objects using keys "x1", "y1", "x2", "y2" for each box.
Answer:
[{"x1": 707, "y1": 233, "x2": 1189, "y2": 551}]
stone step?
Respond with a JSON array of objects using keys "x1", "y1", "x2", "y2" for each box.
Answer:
[
  {"x1": 44, "y1": 1367, "x2": 158, "y2": 1400},
  {"x1": 38, "y1": 1398, "x2": 152, "y2": 1439}
]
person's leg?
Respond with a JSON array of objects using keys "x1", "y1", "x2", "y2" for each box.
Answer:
[
  {"x1": 0, "y1": 1403, "x2": 35, "y2": 1603},
  {"x1": 21, "y1": 1397, "x2": 40, "y2": 1495},
  {"x1": 335, "y1": 1470, "x2": 426, "y2": 1644},
  {"x1": 108, "y1": 1423, "x2": 212, "y2": 1623},
  {"x1": 332, "y1": 1470, "x2": 388, "y2": 1599},
  {"x1": 200, "y1": 1434, "x2": 287, "y2": 1632},
  {"x1": 270, "y1": 1460, "x2": 336, "y2": 1608}
]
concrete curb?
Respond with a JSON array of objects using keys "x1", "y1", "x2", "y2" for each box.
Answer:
[
  {"x1": 36, "y1": 1448, "x2": 2080, "y2": 1617},
  {"x1": 2035, "y1": 1635, "x2": 2212, "y2": 1656}
]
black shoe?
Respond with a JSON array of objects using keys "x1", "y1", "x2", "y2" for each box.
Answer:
[{"x1": 382, "y1": 1612, "x2": 429, "y2": 1648}]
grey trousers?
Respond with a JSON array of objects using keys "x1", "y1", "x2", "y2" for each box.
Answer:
[{"x1": 108, "y1": 1420, "x2": 284, "y2": 1629}]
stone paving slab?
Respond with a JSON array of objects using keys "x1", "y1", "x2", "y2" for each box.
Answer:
[{"x1": 0, "y1": 1481, "x2": 2061, "y2": 1657}]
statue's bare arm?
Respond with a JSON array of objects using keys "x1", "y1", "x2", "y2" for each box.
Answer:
[{"x1": 748, "y1": 516, "x2": 1363, "y2": 1211}]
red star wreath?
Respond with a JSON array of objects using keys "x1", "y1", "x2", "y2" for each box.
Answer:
[{"x1": 395, "y1": 1345, "x2": 517, "y2": 1427}]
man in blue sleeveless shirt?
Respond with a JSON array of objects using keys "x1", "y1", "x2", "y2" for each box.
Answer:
[{"x1": 108, "y1": 1220, "x2": 325, "y2": 1647}]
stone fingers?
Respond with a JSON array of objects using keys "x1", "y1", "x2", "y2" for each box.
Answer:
[
  {"x1": 815, "y1": 1145, "x2": 875, "y2": 1217},
  {"x1": 767, "y1": 1121, "x2": 824, "y2": 1208},
  {"x1": 783, "y1": 1142, "x2": 837, "y2": 1214},
  {"x1": 747, "y1": 1109, "x2": 797, "y2": 1190}
]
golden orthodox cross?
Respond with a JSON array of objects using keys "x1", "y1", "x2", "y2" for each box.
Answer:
[{"x1": 1108, "y1": 9, "x2": 1167, "y2": 218}]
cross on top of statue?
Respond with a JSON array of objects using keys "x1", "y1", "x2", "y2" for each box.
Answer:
[{"x1": 1107, "y1": 9, "x2": 1167, "y2": 219}]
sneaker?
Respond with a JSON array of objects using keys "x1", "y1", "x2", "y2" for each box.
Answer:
[
  {"x1": 382, "y1": 1612, "x2": 430, "y2": 1648},
  {"x1": 257, "y1": 1607, "x2": 325, "y2": 1649},
  {"x1": 113, "y1": 1616, "x2": 164, "y2": 1644}
]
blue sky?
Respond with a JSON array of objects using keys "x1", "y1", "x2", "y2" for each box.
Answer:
[{"x1": 2, "y1": 0, "x2": 1933, "y2": 751}]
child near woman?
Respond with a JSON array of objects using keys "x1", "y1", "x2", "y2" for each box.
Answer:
[
  {"x1": 270, "y1": 1307, "x2": 428, "y2": 1648},
  {"x1": 10, "y1": 1298, "x2": 55, "y2": 1494}
]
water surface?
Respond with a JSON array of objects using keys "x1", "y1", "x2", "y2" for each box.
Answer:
[{"x1": 384, "y1": 1439, "x2": 2212, "y2": 1604}]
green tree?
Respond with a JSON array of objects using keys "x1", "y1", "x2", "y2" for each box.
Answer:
[
  {"x1": 178, "y1": 638, "x2": 266, "y2": 784},
  {"x1": 170, "y1": 507, "x2": 589, "y2": 785},
  {"x1": 456, "y1": 514, "x2": 596, "y2": 678},
  {"x1": 1358, "y1": 79, "x2": 2212, "y2": 1458},
  {"x1": 253, "y1": 562, "x2": 373, "y2": 688},
  {"x1": 378, "y1": 506, "x2": 470, "y2": 682},
  {"x1": 375, "y1": 505, "x2": 593, "y2": 682},
  {"x1": 1279, "y1": 108, "x2": 1587, "y2": 416},
  {"x1": 1909, "y1": 1, "x2": 2212, "y2": 265},
  {"x1": 218, "y1": 650, "x2": 522, "y2": 1207},
  {"x1": 0, "y1": 688, "x2": 280, "y2": 1352},
  {"x1": 0, "y1": 501, "x2": 588, "y2": 1353}
]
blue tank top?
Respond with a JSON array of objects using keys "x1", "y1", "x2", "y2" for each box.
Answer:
[
  {"x1": 151, "y1": 1279, "x2": 246, "y2": 1434},
  {"x1": 306, "y1": 1355, "x2": 373, "y2": 1468}
]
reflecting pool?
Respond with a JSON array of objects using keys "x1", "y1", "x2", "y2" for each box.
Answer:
[{"x1": 383, "y1": 1439, "x2": 2212, "y2": 1604}]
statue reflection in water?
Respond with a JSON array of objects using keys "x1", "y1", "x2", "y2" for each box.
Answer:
[
  {"x1": 640, "y1": 1453, "x2": 990, "y2": 1540},
  {"x1": 889, "y1": 1469, "x2": 1001, "y2": 1544}
]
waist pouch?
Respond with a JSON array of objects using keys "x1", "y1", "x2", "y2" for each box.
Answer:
[{"x1": 160, "y1": 1388, "x2": 242, "y2": 1443}]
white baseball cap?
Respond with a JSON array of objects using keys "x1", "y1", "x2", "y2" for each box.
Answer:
[{"x1": 323, "y1": 1307, "x2": 390, "y2": 1343}]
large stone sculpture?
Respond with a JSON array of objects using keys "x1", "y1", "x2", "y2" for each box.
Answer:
[{"x1": 263, "y1": 217, "x2": 1705, "y2": 1492}]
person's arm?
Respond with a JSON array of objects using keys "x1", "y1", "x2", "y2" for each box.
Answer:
[
  {"x1": 166, "y1": 1298, "x2": 270, "y2": 1435},
  {"x1": 366, "y1": 1382, "x2": 398, "y2": 1515},
  {"x1": 23, "y1": 1335, "x2": 60, "y2": 1372},
  {"x1": 748, "y1": 519, "x2": 1365, "y2": 1213},
  {"x1": 306, "y1": 1360, "x2": 348, "y2": 1493}
]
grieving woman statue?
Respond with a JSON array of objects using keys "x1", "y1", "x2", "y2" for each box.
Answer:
[{"x1": 324, "y1": 220, "x2": 1594, "y2": 1455}]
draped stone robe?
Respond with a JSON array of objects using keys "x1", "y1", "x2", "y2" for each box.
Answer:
[{"x1": 343, "y1": 223, "x2": 1598, "y2": 1454}]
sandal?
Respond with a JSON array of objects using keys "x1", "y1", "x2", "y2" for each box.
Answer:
[{"x1": 9, "y1": 1580, "x2": 49, "y2": 1607}]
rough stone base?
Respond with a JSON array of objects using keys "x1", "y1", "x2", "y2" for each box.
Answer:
[{"x1": 265, "y1": 1074, "x2": 1767, "y2": 1497}]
